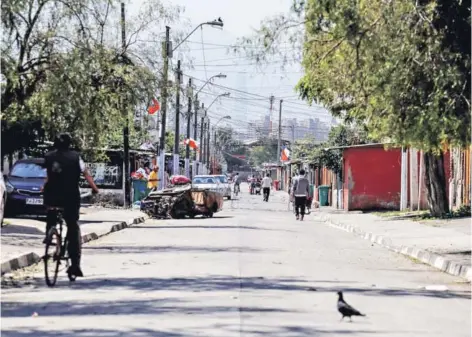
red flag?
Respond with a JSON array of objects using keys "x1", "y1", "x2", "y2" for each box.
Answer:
[
  {"x1": 184, "y1": 138, "x2": 199, "y2": 150},
  {"x1": 147, "y1": 98, "x2": 160, "y2": 115}
]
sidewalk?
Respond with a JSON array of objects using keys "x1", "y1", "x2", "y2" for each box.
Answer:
[
  {"x1": 1, "y1": 207, "x2": 147, "y2": 275},
  {"x1": 311, "y1": 207, "x2": 471, "y2": 281}
]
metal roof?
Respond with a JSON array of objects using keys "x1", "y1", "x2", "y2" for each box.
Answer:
[{"x1": 322, "y1": 142, "x2": 393, "y2": 150}]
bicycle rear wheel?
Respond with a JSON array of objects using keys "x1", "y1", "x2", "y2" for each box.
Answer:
[{"x1": 44, "y1": 227, "x2": 61, "y2": 287}]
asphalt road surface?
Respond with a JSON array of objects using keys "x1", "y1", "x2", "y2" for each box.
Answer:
[{"x1": 1, "y1": 188, "x2": 470, "y2": 337}]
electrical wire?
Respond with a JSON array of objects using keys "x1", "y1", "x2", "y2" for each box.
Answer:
[{"x1": 200, "y1": 27, "x2": 208, "y2": 81}]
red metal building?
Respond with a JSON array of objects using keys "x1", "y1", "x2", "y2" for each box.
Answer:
[{"x1": 342, "y1": 144, "x2": 451, "y2": 211}]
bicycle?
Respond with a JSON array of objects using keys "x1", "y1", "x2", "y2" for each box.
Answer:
[
  {"x1": 44, "y1": 191, "x2": 92, "y2": 287},
  {"x1": 288, "y1": 196, "x2": 312, "y2": 215},
  {"x1": 288, "y1": 195, "x2": 296, "y2": 213},
  {"x1": 233, "y1": 183, "x2": 240, "y2": 196}
]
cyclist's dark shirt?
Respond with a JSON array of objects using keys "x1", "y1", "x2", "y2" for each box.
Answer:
[{"x1": 44, "y1": 149, "x2": 82, "y2": 207}]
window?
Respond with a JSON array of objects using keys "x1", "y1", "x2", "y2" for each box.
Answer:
[
  {"x1": 10, "y1": 163, "x2": 47, "y2": 178},
  {"x1": 215, "y1": 176, "x2": 228, "y2": 183}
]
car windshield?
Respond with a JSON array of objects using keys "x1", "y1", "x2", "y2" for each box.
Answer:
[
  {"x1": 10, "y1": 163, "x2": 47, "y2": 178},
  {"x1": 215, "y1": 176, "x2": 228, "y2": 183},
  {"x1": 193, "y1": 177, "x2": 216, "y2": 184}
]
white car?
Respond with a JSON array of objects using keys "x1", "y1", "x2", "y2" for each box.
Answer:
[
  {"x1": 192, "y1": 175, "x2": 221, "y2": 194},
  {"x1": 0, "y1": 174, "x2": 6, "y2": 226},
  {"x1": 213, "y1": 175, "x2": 232, "y2": 200}
]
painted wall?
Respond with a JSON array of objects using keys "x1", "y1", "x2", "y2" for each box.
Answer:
[
  {"x1": 343, "y1": 146, "x2": 453, "y2": 211},
  {"x1": 343, "y1": 146, "x2": 402, "y2": 210}
]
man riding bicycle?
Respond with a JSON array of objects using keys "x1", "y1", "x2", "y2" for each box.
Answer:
[
  {"x1": 233, "y1": 172, "x2": 241, "y2": 194},
  {"x1": 43, "y1": 133, "x2": 99, "y2": 278}
]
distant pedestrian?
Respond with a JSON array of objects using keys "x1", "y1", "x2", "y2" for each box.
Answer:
[
  {"x1": 261, "y1": 173, "x2": 272, "y2": 202},
  {"x1": 147, "y1": 166, "x2": 160, "y2": 190},
  {"x1": 291, "y1": 169, "x2": 309, "y2": 221}
]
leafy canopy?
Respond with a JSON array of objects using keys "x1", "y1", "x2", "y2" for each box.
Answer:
[
  {"x1": 1, "y1": 0, "x2": 184, "y2": 156},
  {"x1": 236, "y1": 0, "x2": 471, "y2": 153}
]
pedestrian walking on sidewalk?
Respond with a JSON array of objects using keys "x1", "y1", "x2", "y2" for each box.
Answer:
[
  {"x1": 261, "y1": 173, "x2": 272, "y2": 202},
  {"x1": 291, "y1": 169, "x2": 309, "y2": 221}
]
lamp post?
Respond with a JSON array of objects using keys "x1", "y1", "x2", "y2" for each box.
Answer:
[
  {"x1": 199, "y1": 92, "x2": 230, "y2": 174},
  {"x1": 212, "y1": 116, "x2": 231, "y2": 174},
  {"x1": 159, "y1": 18, "x2": 223, "y2": 188},
  {"x1": 187, "y1": 73, "x2": 227, "y2": 178},
  {"x1": 207, "y1": 92, "x2": 230, "y2": 111}
]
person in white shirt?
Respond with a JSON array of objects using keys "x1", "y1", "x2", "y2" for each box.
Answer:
[
  {"x1": 291, "y1": 169, "x2": 310, "y2": 220},
  {"x1": 261, "y1": 173, "x2": 272, "y2": 202}
]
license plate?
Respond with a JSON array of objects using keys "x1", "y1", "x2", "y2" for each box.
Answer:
[{"x1": 26, "y1": 198, "x2": 43, "y2": 205}]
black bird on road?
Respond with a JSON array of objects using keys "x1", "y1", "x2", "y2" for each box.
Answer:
[{"x1": 337, "y1": 291, "x2": 366, "y2": 322}]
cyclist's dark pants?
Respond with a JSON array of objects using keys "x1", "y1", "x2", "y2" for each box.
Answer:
[
  {"x1": 46, "y1": 204, "x2": 81, "y2": 267},
  {"x1": 263, "y1": 187, "x2": 270, "y2": 201}
]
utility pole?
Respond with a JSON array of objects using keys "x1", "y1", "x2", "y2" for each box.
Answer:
[
  {"x1": 292, "y1": 126, "x2": 295, "y2": 144},
  {"x1": 213, "y1": 127, "x2": 217, "y2": 174},
  {"x1": 277, "y1": 99, "x2": 283, "y2": 164},
  {"x1": 173, "y1": 60, "x2": 181, "y2": 176},
  {"x1": 193, "y1": 96, "x2": 199, "y2": 177},
  {"x1": 269, "y1": 95, "x2": 275, "y2": 135},
  {"x1": 200, "y1": 105, "x2": 205, "y2": 173},
  {"x1": 206, "y1": 121, "x2": 211, "y2": 172},
  {"x1": 158, "y1": 26, "x2": 171, "y2": 189},
  {"x1": 120, "y1": 3, "x2": 131, "y2": 207},
  {"x1": 185, "y1": 78, "x2": 192, "y2": 178}
]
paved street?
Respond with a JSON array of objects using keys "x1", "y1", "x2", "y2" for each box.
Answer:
[{"x1": 1, "y1": 188, "x2": 471, "y2": 337}]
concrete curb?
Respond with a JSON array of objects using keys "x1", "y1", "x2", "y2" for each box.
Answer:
[
  {"x1": 1, "y1": 215, "x2": 148, "y2": 276},
  {"x1": 314, "y1": 212, "x2": 472, "y2": 282}
]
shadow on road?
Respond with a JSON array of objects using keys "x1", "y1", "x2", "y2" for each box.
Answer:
[
  {"x1": 1, "y1": 296, "x2": 297, "y2": 318},
  {"x1": 83, "y1": 245, "x2": 267, "y2": 254},
  {"x1": 0, "y1": 329, "x2": 195, "y2": 337},
  {"x1": 71, "y1": 275, "x2": 313, "y2": 293},
  {"x1": 131, "y1": 224, "x2": 290, "y2": 232},
  {"x1": 0, "y1": 224, "x2": 44, "y2": 236},
  {"x1": 9, "y1": 274, "x2": 467, "y2": 300},
  {"x1": 0, "y1": 326, "x2": 392, "y2": 337}
]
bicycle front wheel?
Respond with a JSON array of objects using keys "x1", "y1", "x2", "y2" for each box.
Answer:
[{"x1": 44, "y1": 227, "x2": 61, "y2": 287}]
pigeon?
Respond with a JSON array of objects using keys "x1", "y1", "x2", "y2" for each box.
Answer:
[{"x1": 337, "y1": 291, "x2": 366, "y2": 322}]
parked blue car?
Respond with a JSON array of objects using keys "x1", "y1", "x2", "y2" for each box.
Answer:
[{"x1": 4, "y1": 158, "x2": 47, "y2": 216}]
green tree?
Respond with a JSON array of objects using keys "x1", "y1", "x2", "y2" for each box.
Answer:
[
  {"x1": 249, "y1": 138, "x2": 278, "y2": 167},
  {"x1": 1, "y1": 0, "x2": 184, "y2": 158},
  {"x1": 164, "y1": 131, "x2": 185, "y2": 157},
  {"x1": 237, "y1": 0, "x2": 471, "y2": 216},
  {"x1": 213, "y1": 127, "x2": 249, "y2": 168},
  {"x1": 308, "y1": 124, "x2": 371, "y2": 177}
]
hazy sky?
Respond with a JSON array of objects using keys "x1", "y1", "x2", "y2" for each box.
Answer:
[{"x1": 129, "y1": 0, "x2": 331, "y2": 134}]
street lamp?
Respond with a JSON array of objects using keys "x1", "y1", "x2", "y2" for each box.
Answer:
[
  {"x1": 159, "y1": 18, "x2": 223, "y2": 188},
  {"x1": 194, "y1": 73, "x2": 226, "y2": 97},
  {"x1": 206, "y1": 93, "x2": 230, "y2": 164},
  {"x1": 171, "y1": 19, "x2": 223, "y2": 53},
  {"x1": 215, "y1": 115, "x2": 232, "y2": 127},
  {"x1": 198, "y1": 92, "x2": 230, "y2": 174},
  {"x1": 187, "y1": 74, "x2": 227, "y2": 177},
  {"x1": 211, "y1": 116, "x2": 231, "y2": 174},
  {"x1": 207, "y1": 92, "x2": 230, "y2": 111}
]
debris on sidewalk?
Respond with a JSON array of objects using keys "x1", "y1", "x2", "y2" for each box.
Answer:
[{"x1": 141, "y1": 184, "x2": 222, "y2": 219}]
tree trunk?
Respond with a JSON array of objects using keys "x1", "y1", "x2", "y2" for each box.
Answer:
[{"x1": 423, "y1": 151, "x2": 449, "y2": 216}]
